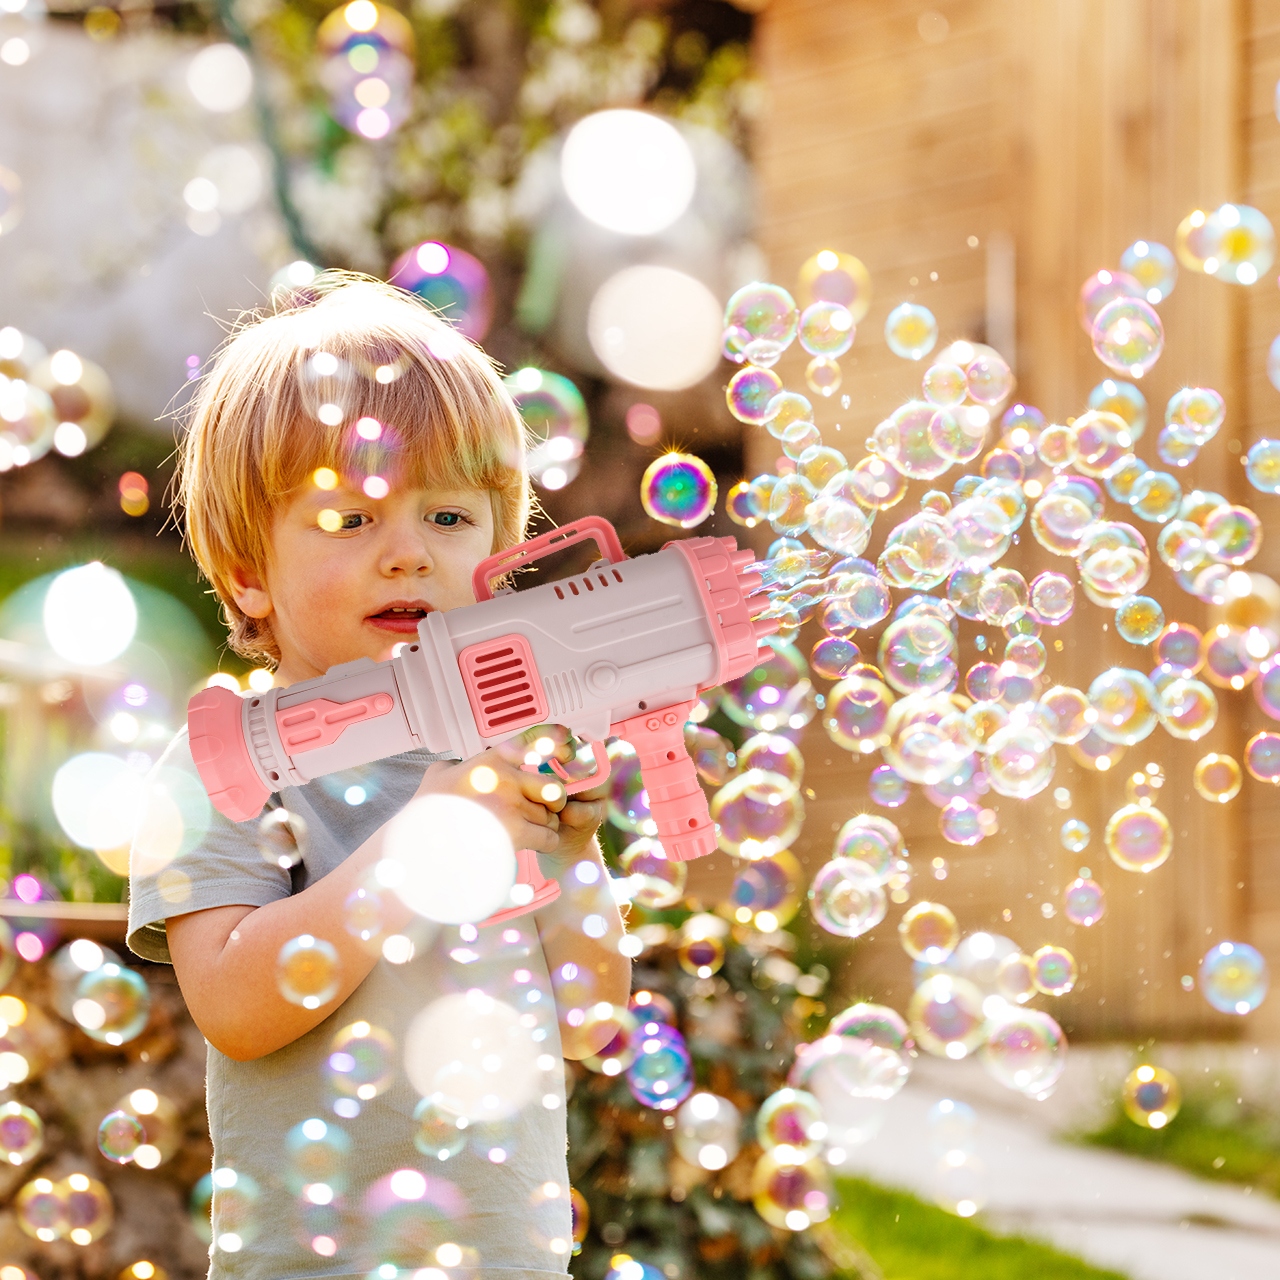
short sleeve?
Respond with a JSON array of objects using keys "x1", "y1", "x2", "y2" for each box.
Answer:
[{"x1": 127, "y1": 728, "x2": 291, "y2": 963}]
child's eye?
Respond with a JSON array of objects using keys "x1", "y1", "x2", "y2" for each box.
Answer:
[
  {"x1": 431, "y1": 511, "x2": 466, "y2": 528},
  {"x1": 318, "y1": 510, "x2": 367, "y2": 532}
]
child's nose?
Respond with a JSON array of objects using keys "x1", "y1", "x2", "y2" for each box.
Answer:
[{"x1": 380, "y1": 525, "x2": 434, "y2": 575}]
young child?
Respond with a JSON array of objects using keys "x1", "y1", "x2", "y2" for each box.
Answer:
[{"x1": 127, "y1": 272, "x2": 630, "y2": 1280}]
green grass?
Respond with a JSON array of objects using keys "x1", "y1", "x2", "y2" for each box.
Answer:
[
  {"x1": 1082, "y1": 1094, "x2": 1280, "y2": 1197},
  {"x1": 831, "y1": 1177, "x2": 1129, "y2": 1280}
]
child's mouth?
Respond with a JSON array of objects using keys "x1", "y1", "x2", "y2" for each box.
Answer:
[{"x1": 367, "y1": 606, "x2": 431, "y2": 634}]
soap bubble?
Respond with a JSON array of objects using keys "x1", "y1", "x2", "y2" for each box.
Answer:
[
  {"x1": 869, "y1": 764, "x2": 910, "y2": 807},
  {"x1": 1246, "y1": 730, "x2": 1280, "y2": 782},
  {"x1": 325, "y1": 1021, "x2": 395, "y2": 1100},
  {"x1": 808, "y1": 858, "x2": 886, "y2": 937},
  {"x1": 899, "y1": 902, "x2": 959, "y2": 963},
  {"x1": 1202, "y1": 504, "x2": 1262, "y2": 564},
  {"x1": 1154, "y1": 621, "x2": 1204, "y2": 672},
  {"x1": 1029, "y1": 572, "x2": 1075, "y2": 624},
  {"x1": 1031, "y1": 488, "x2": 1096, "y2": 556},
  {"x1": 1157, "y1": 426, "x2": 1199, "y2": 467},
  {"x1": 849, "y1": 454, "x2": 908, "y2": 509},
  {"x1": 1063, "y1": 876, "x2": 1106, "y2": 926},
  {"x1": 884, "y1": 303, "x2": 938, "y2": 361},
  {"x1": 730, "y1": 850, "x2": 802, "y2": 929},
  {"x1": 284, "y1": 1117, "x2": 352, "y2": 1196},
  {"x1": 1246, "y1": 438, "x2": 1280, "y2": 493},
  {"x1": 711, "y1": 770, "x2": 804, "y2": 859},
  {"x1": 1123, "y1": 1064, "x2": 1180, "y2": 1129},
  {"x1": 807, "y1": 481, "x2": 872, "y2": 555},
  {"x1": 1120, "y1": 239, "x2": 1177, "y2": 302},
  {"x1": 810, "y1": 636, "x2": 861, "y2": 681},
  {"x1": 1105, "y1": 803, "x2": 1172, "y2": 873},
  {"x1": 626, "y1": 1022, "x2": 692, "y2": 1110},
  {"x1": 721, "y1": 638, "x2": 816, "y2": 732},
  {"x1": 1205, "y1": 203, "x2": 1274, "y2": 284},
  {"x1": 1129, "y1": 471, "x2": 1182, "y2": 523},
  {"x1": 923, "y1": 363, "x2": 968, "y2": 407},
  {"x1": 828, "y1": 1002, "x2": 913, "y2": 1056},
  {"x1": 798, "y1": 302, "x2": 855, "y2": 357},
  {"x1": 824, "y1": 675, "x2": 895, "y2": 754},
  {"x1": 768, "y1": 474, "x2": 817, "y2": 536},
  {"x1": 60, "y1": 1173, "x2": 113, "y2": 1246},
  {"x1": 982, "y1": 1009, "x2": 1066, "y2": 1095},
  {"x1": 1089, "y1": 668, "x2": 1159, "y2": 745},
  {"x1": 390, "y1": 241, "x2": 492, "y2": 340},
  {"x1": 757, "y1": 1088, "x2": 825, "y2": 1157},
  {"x1": 738, "y1": 734, "x2": 804, "y2": 796},
  {"x1": 674, "y1": 1092, "x2": 741, "y2": 1170},
  {"x1": 909, "y1": 974, "x2": 987, "y2": 1059},
  {"x1": 639, "y1": 453, "x2": 716, "y2": 529},
  {"x1": 1199, "y1": 941, "x2": 1268, "y2": 1015},
  {"x1": 1193, "y1": 753, "x2": 1242, "y2": 803},
  {"x1": 791, "y1": 1032, "x2": 910, "y2": 1102},
  {"x1": 1166, "y1": 387, "x2": 1225, "y2": 445},
  {"x1": 1091, "y1": 297, "x2": 1163, "y2": 377},
  {"x1": 676, "y1": 928, "x2": 726, "y2": 979},
  {"x1": 804, "y1": 355, "x2": 843, "y2": 397},
  {"x1": 619, "y1": 838, "x2": 686, "y2": 908},
  {"x1": 833, "y1": 815, "x2": 903, "y2": 881},
  {"x1": 257, "y1": 808, "x2": 309, "y2": 871},
  {"x1": 724, "y1": 282, "x2": 799, "y2": 361},
  {"x1": 73, "y1": 964, "x2": 151, "y2": 1045},
  {"x1": 1060, "y1": 818, "x2": 1091, "y2": 852},
  {"x1": 1088, "y1": 378, "x2": 1148, "y2": 438},
  {"x1": 412, "y1": 1096, "x2": 468, "y2": 1163},
  {"x1": 16, "y1": 1177, "x2": 67, "y2": 1242},
  {"x1": 726, "y1": 481, "x2": 759, "y2": 527},
  {"x1": 277, "y1": 936, "x2": 341, "y2": 1010},
  {"x1": 726, "y1": 366, "x2": 785, "y2": 425},
  {"x1": 799, "y1": 250, "x2": 872, "y2": 320},
  {"x1": 965, "y1": 352, "x2": 1014, "y2": 406},
  {"x1": 927, "y1": 1096, "x2": 978, "y2": 1153},
  {"x1": 766, "y1": 390, "x2": 814, "y2": 439},
  {"x1": 751, "y1": 1148, "x2": 832, "y2": 1230},
  {"x1": 1031, "y1": 945, "x2": 1077, "y2": 996},
  {"x1": 1158, "y1": 678, "x2": 1217, "y2": 740},
  {"x1": 1201, "y1": 625, "x2": 1258, "y2": 688},
  {"x1": 0, "y1": 1101, "x2": 41, "y2": 1169},
  {"x1": 1079, "y1": 269, "x2": 1144, "y2": 333},
  {"x1": 96, "y1": 1109, "x2": 143, "y2": 1164},
  {"x1": 984, "y1": 723, "x2": 1055, "y2": 799},
  {"x1": 995, "y1": 953, "x2": 1037, "y2": 1004}
]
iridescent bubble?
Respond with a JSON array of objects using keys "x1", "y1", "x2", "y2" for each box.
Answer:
[
  {"x1": 1205, "y1": 203, "x2": 1275, "y2": 284},
  {"x1": 833, "y1": 814, "x2": 903, "y2": 882},
  {"x1": 798, "y1": 302, "x2": 855, "y2": 357},
  {"x1": 965, "y1": 352, "x2": 1014, "y2": 406},
  {"x1": 799, "y1": 444, "x2": 849, "y2": 489},
  {"x1": 1165, "y1": 387, "x2": 1225, "y2": 447},
  {"x1": 639, "y1": 453, "x2": 716, "y2": 529},
  {"x1": 806, "y1": 476, "x2": 872, "y2": 555},
  {"x1": 674, "y1": 1093, "x2": 741, "y2": 1171},
  {"x1": 798, "y1": 249, "x2": 872, "y2": 321},
  {"x1": 626, "y1": 1022, "x2": 692, "y2": 1111},
  {"x1": 1154, "y1": 621, "x2": 1204, "y2": 672},
  {"x1": 1123, "y1": 1065, "x2": 1180, "y2": 1129},
  {"x1": 1063, "y1": 876, "x2": 1105, "y2": 926},
  {"x1": 1202, "y1": 504, "x2": 1262, "y2": 564},
  {"x1": 938, "y1": 798, "x2": 984, "y2": 846},
  {"x1": 751, "y1": 1148, "x2": 832, "y2": 1231},
  {"x1": 849, "y1": 454, "x2": 908, "y2": 509},
  {"x1": 726, "y1": 366, "x2": 784, "y2": 425},
  {"x1": 676, "y1": 920, "x2": 726, "y2": 978},
  {"x1": 390, "y1": 240, "x2": 491, "y2": 338},
  {"x1": 984, "y1": 723, "x2": 1056, "y2": 799},
  {"x1": 1060, "y1": 818, "x2": 1091, "y2": 852},
  {"x1": 570, "y1": 1186, "x2": 589, "y2": 1243},
  {"x1": 277, "y1": 935, "x2": 341, "y2": 1010},
  {"x1": 1029, "y1": 572, "x2": 1075, "y2": 624},
  {"x1": 808, "y1": 858, "x2": 886, "y2": 938},
  {"x1": 995, "y1": 953, "x2": 1036, "y2": 1004},
  {"x1": 325, "y1": 1021, "x2": 395, "y2": 1100},
  {"x1": 1120, "y1": 240, "x2": 1178, "y2": 303},
  {"x1": 73, "y1": 964, "x2": 150, "y2": 1046},
  {"x1": 1159, "y1": 677, "x2": 1218, "y2": 740},
  {"x1": 580, "y1": 1004, "x2": 639, "y2": 1076},
  {"x1": 1129, "y1": 471, "x2": 1182, "y2": 523},
  {"x1": 1105, "y1": 803, "x2": 1172, "y2": 873},
  {"x1": 791, "y1": 1032, "x2": 910, "y2": 1102},
  {"x1": 805, "y1": 355, "x2": 843, "y2": 397},
  {"x1": 606, "y1": 741, "x2": 649, "y2": 832},
  {"x1": 1244, "y1": 732, "x2": 1280, "y2": 778},
  {"x1": 768, "y1": 473, "x2": 817, "y2": 536},
  {"x1": 257, "y1": 807, "x2": 308, "y2": 871},
  {"x1": 869, "y1": 764, "x2": 910, "y2": 807},
  {"x1": 619, "y1": 837, "x2": 686, "y2": 909},
  {"x1": 711, "y1": 770, "x2": 804, "y2": 859},
  {"x1": 1157, "y1": 426, "x2": 1199, "y2": 468},
  {"x1": 725, "y1": 480, "x2": 759, "y2": 527},
  {"x1": 898, "y1": 901, "x2": 959, "y2": 964},
  {"x1": 16, "y1": 1176, "x2": 66, "y2": 1242},
  {"x1": 1114, "y1": 595, "x2": 1165, "y2": 645},
  {"x1": 685, "y1": 724, "x2": 733, "y2": 786},
  {"x1": 885, "y1": 303, "x2": 938, "y2": 360},
  {"x1": 286, "y1": 1116, "x2": 353, "y2": 1192},
  {"x1": 909, "y1": 974, "x2": 987, "y2": 1060},
  {"x1": 1031, "y1": 945, "x2": 1077, "y2": 996},
  {"x1": 730, "y1": 850, "x2": 802, "y2": 929},
  {"x1": 1201, "y1": 624, "x2": 1259, "y2": 689},
  {"x1": 1031, "y1": 488, "x2": 1096, "y2": 557},
  {"x1": 781, "y1": 420, "x2": 821, "y2": 458},
  {"x1": 1194, "y1": 752, "x2": 1242, "y2": 803},
  {"x1": 1157, "y1": 520, "x2": 1205, "y2": 572},
  {"x1": 1035, "y1": 423, "x2": 1078, "y2": 471},
  {"x1": 1088, "y1": 378, "x2": 1148, "y2": 439},
  {"x1": 923, "y1": 363, "x2": 968, "y2": 407},
  {"x1": 878, "y1": 613, "x2": 958, "y2": 695},
  {"x1": 723, "y1": 282, "x2": 799, "y2": 358},
  {"x1": 982, "y1": 1009, "x2": 1066, "y2": 1095},
  {"x1": 96, "y1": 1109, "x2": 142, "y2": 1164},
  {"x1": 829, "y1": 1002, "x2": 913, "y2": 1055},
  {"x1": 721, "y1": 638, "x2": 815, "y2": 732},
  {"x1": 1199, "y1": 941, "x2": 1269, "y2": 1015},
  {"x1": 1089, "y1": 668, "x2": 1159, "y2": 745},
  {"x1": 1092, "y1": 297, "x2": 1164, "y2": 377},
  {"x1": 810, "y1": 636, "x2": 861, "y2": 681},
  {"x1": 757, "y1": 1088, "x2": 826, "y2": 1157},
  {"x1": 824, "y1": 673, "x2": 895, "y2": 753},
  {"x1": 1246, "y1": 438, "x2": 1280, "y2": 494}
]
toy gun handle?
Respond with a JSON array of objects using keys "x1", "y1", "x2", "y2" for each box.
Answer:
[{"x1": 613, "y1": 700, "x2": 713, "y2": 862}]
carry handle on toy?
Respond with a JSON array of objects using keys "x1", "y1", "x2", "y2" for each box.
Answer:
[{"x1": 471, "y1": 516, "x2": 627, "y2": 602}]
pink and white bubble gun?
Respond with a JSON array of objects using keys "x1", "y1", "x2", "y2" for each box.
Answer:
[{"x1": 186, "y1": 517, "x2": 774, "y2": 924}]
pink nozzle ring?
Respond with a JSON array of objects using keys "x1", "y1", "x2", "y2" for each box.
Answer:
[{"x1": 187, "y1": 686, "x2": 271, "y2": 823}]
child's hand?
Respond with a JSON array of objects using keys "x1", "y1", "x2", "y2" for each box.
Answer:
[
  {"x1": 552, "y1": 780, "x2": 607, "y2": 864},
  {"x1": 415, "y1": 753, "x2": 564, "y2": 854}
]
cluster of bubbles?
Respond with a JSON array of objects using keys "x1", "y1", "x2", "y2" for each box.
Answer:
[{"x1": 0, "y1": 329, "x2": 116, "y2": 470}]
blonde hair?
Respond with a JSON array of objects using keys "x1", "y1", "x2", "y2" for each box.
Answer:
[{"x1": 173, "y1": 271, "x2": 531, "y2": 665}]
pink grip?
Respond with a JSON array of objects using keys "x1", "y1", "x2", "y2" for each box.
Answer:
[
  {"x1": 276, "y1": 693, "x2": 395, "y2": 752},
  {"x1": 613, "y1": 700, "x2": 715, "y2": 862}
]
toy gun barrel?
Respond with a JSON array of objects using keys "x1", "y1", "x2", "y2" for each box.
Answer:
[{"x1": 187, "y1": 519, "x2": 775, "y2": 864}]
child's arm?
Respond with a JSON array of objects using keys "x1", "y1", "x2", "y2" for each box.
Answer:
[
  {"x1": 167, "y1": 754, "x2": 563, "y2": 1062},
  {"x1": 533, "y1": 786, "x2": 633, "y2": 1060}
]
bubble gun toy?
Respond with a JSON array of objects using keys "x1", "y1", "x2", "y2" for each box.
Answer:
[{"x1": 186, "y1": 517, "x2": 774, "y2": 924}]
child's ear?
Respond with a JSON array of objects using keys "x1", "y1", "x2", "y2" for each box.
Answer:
[{"x1": 226, "y1": 565, "x2": 272, "y2": 620}]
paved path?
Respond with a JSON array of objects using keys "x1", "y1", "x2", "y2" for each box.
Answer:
[{"x1": 836, "y1": 1055, "x2": 1280, "y2": 1280}]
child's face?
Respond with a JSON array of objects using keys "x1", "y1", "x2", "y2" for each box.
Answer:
[{"x1": 231, "y1": 478, "x2": 497, "y2": 685}]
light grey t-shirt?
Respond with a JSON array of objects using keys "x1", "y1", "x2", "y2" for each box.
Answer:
[{"x1": 128, "y1": 729, "x2": 572, "y2": 1280}]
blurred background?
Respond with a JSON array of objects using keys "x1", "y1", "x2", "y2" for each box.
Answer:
[{"x1": 5, "y1": 2, "x2": 1280, "y2": 1280}]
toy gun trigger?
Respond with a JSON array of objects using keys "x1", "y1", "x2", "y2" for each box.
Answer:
[{"x1": 548, "y1": 739, "x2": 611, "y2": 793}]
